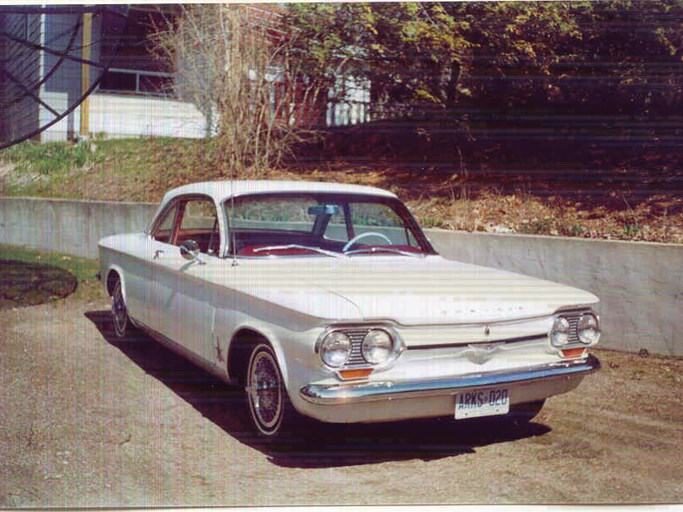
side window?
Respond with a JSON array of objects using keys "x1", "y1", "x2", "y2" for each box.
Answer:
[
  {"x1": 151, "y1": 204, "x2": 177, "y2": 244},
  {"x1": 175, "y1": 198, "x2": 220, "y2": 255},
  {"x1": 349, "y1": 202, "x2": 418, "y2": 247},
  {"x1": 231, "y1": 196, "x2": 317, "y2": 232}
]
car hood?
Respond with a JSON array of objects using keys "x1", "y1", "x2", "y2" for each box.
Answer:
[{"x1": 243, "y1": 255, "x2": 598, "y2": 325}]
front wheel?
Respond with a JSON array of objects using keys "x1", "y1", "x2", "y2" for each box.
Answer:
[
  {"x1": 246, "y1": 343, "x2": 300, "y2": 441},
  {"x1": 111, "y1": 278, "x2": 131, "y2": 338}
]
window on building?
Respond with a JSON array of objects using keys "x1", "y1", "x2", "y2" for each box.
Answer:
[{"x1": 99, "y1": 6, "x2": 175, "y2": 96}]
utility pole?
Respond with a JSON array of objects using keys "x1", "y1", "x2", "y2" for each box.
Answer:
[{"x1": 79, "y1": 10, "x2": 92, "y2": 140}]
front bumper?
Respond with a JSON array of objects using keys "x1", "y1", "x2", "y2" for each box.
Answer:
[{"x1": 300, "y1": 354, "x2": 600, "y2": 406}]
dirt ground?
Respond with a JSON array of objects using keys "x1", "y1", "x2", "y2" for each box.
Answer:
[{"x1": 1, "y1": 296, "x2": 682, "y2": 507}]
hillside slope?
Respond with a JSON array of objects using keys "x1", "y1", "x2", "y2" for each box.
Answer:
[{"x1": 1, "y1": 137, "x2": 681, "y2": 243}]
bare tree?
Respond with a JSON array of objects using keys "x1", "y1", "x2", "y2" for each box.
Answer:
[{"x1": 151, "y1": 5, "x2": 325, "y2": 176}]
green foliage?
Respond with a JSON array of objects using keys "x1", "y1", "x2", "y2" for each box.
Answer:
[
  {"x1": 519, "y1": 217, "x2": 556, "y2": 235},
  {"x1": 623, "y1": 223, "x2": 642, "y2": 238},
  {"x1": 1, "y1": 140, "x2": 102, "y2": 175},
  {"x1": 419, "y1": 216, "x2": 449, "y2": 229},
  {"x1": 287, "y1": 1, "x2": 683, "y2": 117},
  {"x1": 287, "y1": 3, "x2": 468, "y2": 108},
  {"x1": 2, "y1": 137, "x2": 220, "y2": 202},
  {"x1": 568, "y1": 224, "x2": 588, "y2": 238}
]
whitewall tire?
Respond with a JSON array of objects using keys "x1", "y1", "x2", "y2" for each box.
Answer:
[
  {"x1": 111, "y1": 278, "x2": 130, "y2": 338},
  {"x1": 246, "y1": 343, "x2": 299, "y2": 440}
]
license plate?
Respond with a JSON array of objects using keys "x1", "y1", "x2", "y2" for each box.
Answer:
[{"x1": 455, "y1": 387, "x2": 510, "y2": 419}]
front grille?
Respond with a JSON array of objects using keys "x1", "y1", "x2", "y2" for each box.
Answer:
[
  {"x1": 344, "y1": 329, "x2": 371, "y2": 367},
  {"x1": 337, "y1": 312, "x2": 590, "y2": 367},
  {"x1": 566, "y1": 312, "x2": 582, "y2": 344}
]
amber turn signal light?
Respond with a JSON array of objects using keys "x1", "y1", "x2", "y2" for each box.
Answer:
[
  {"x1": 339, "y1": 368, "x2": 373, "y2": 380},
  {"x1": 561, "y1": 347, "x2": 587, "y2": 359}
]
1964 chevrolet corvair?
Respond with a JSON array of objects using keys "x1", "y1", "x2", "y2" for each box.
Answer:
[{"x1": 99, "y1": 181, "x2": 601, "y2": 440}]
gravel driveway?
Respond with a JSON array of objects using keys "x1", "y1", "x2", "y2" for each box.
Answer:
[{"x1": 1, "y1": 296, "x2": 682, "y2": 507}]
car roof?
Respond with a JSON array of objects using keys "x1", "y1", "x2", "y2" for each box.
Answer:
[{"x1": 161, "y1": 180, "x2": 398, "y2": 205}]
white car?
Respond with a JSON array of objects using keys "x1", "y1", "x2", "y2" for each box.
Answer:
[{"x1": 98, "y1": 181, "x2": 601, "y2": 440}]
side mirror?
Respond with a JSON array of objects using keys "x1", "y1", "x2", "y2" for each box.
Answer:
[{"x1": 180, "y1": 239, "x2": 202, "y2": 262}]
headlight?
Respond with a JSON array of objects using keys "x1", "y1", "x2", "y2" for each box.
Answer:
[
  {"x1": 362, "y1": 329, "x2": 394, "y2": 365},
  {"x1": 577, "y1": 313, "x2": 600, "y2": 345},
  {"x1": 319, "y1": 331, "x2": 351, "y2": 368},
  {"x1": 550, "y1": 316, "x2": 570, "y2": 347}
]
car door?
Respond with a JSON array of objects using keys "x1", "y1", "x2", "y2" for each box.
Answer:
[
  {"x1": 109, "y1": 231, "x2": 156, "y2": 327},
  {"x1": 144, "y1": 200, "x2": 178, "y2": 329},
  {"x1": 147, "y1": 195, "x2": 223, "y2": 362}
]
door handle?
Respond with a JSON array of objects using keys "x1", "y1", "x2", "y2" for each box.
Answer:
[{"x1": 153, "y1": 249, "x2": 164, "y2": 260}]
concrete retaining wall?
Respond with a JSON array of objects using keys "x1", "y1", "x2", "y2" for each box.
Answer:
[
  {"x1": 1, "y1": 197, "x2": 681, "y2": 355},
  {"x1": 0, "y1": 197, "x2": 157, "y2": 258},
  {"x1": 428, "y1": 230, "x2": 682, "y2": 356}
]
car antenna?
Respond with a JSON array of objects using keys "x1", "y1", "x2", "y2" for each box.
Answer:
[{"x1": 230, "y1": 168, "x2": 238, "y2": 267}]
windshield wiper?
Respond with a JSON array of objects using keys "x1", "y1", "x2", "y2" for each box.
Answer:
[
  {"x1": 252, "y1": 244, "x2": 345, "y2": 259},
  {"x1": 344, "y1": 247, "x2": 424, "y2": 258}
]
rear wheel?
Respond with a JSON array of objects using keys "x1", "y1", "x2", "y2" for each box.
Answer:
[
  {"x1": 246, "y1": 343, "x2": 300, "y2": 441},
  {"x1": 111, "y1": 278, "x2": 130, "y2": 338}
]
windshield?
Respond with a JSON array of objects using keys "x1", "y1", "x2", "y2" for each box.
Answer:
[{"x1": 224, "y1": 193, "x2": 435, "y2": 257}]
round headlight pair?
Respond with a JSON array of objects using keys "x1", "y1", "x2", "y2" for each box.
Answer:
[
  {"x1": 550, "y1": 316, "x2": 571, "y2": 347},
  {"x1": 549, "y1": 313, "x2": 600, "y2": 347},
  {"x1": 361, "y1": 329, "x2": 394, "y2": 365},
  {"x1": 319, "y1": 331, "x2": 351, "y2": 368},
  {"x1": 577, "y1": 313, "x2": 601, "y2": 345},
  {"x1": 319, "y1": 329, "x2": 396, "y2": 368}
]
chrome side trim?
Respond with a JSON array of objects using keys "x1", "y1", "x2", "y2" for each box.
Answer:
[
  {"x1": 300, "y1": 355, "x2": 600, "y2": 405},
  {"x1": 135, "y1": 320, "x2": 230, "y2": 383}
]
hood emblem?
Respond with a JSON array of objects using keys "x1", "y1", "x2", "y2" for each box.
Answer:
[
  {"x1": 464, "y1": 343, "x2": 500, "y2": 365},
  {"x1": 484, "y1": 325, "x2": 491, "y2": 336}
]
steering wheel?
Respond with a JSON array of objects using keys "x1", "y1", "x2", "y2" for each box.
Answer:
[{"x1": 343, "y1": 232, "x2": 392, "y2": 252}]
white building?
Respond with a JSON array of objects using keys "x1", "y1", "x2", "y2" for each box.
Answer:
[
  {"x1": 0, "y1": 5, "x2": 370, "y2": 147},
  {"x1": 0, "y1": 5, "x2": 207, "y2": 146}
]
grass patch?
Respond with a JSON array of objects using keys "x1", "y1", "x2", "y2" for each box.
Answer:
[
  {"x1": 3, "y1": 137, "x2": 223, "y2": 202},
  {"x1": 0, "y1": 244, "x2": 104, "y2": 304},
  {"x1": 0, "y1": 244, "x2": 99, "y2": 282},
  {"x1": 2, "y1": 140, "x2": 102, "y2": 176}
]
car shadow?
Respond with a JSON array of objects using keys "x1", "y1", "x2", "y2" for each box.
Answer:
[{"x1": 86, "y1": 310, "x2": 551, "y2": 469}]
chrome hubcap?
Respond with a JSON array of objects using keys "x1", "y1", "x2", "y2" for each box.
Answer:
[
  {"x1": 249, "y1": 351, "x2": 282, "y2": 430},
  {"x1": 112, "y1": 282, "x2": 127, "y2": 335}
]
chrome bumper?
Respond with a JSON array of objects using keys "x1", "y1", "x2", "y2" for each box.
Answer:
[{"x1": 300, "y1": 355, "x2": 600, "y2": 405}]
